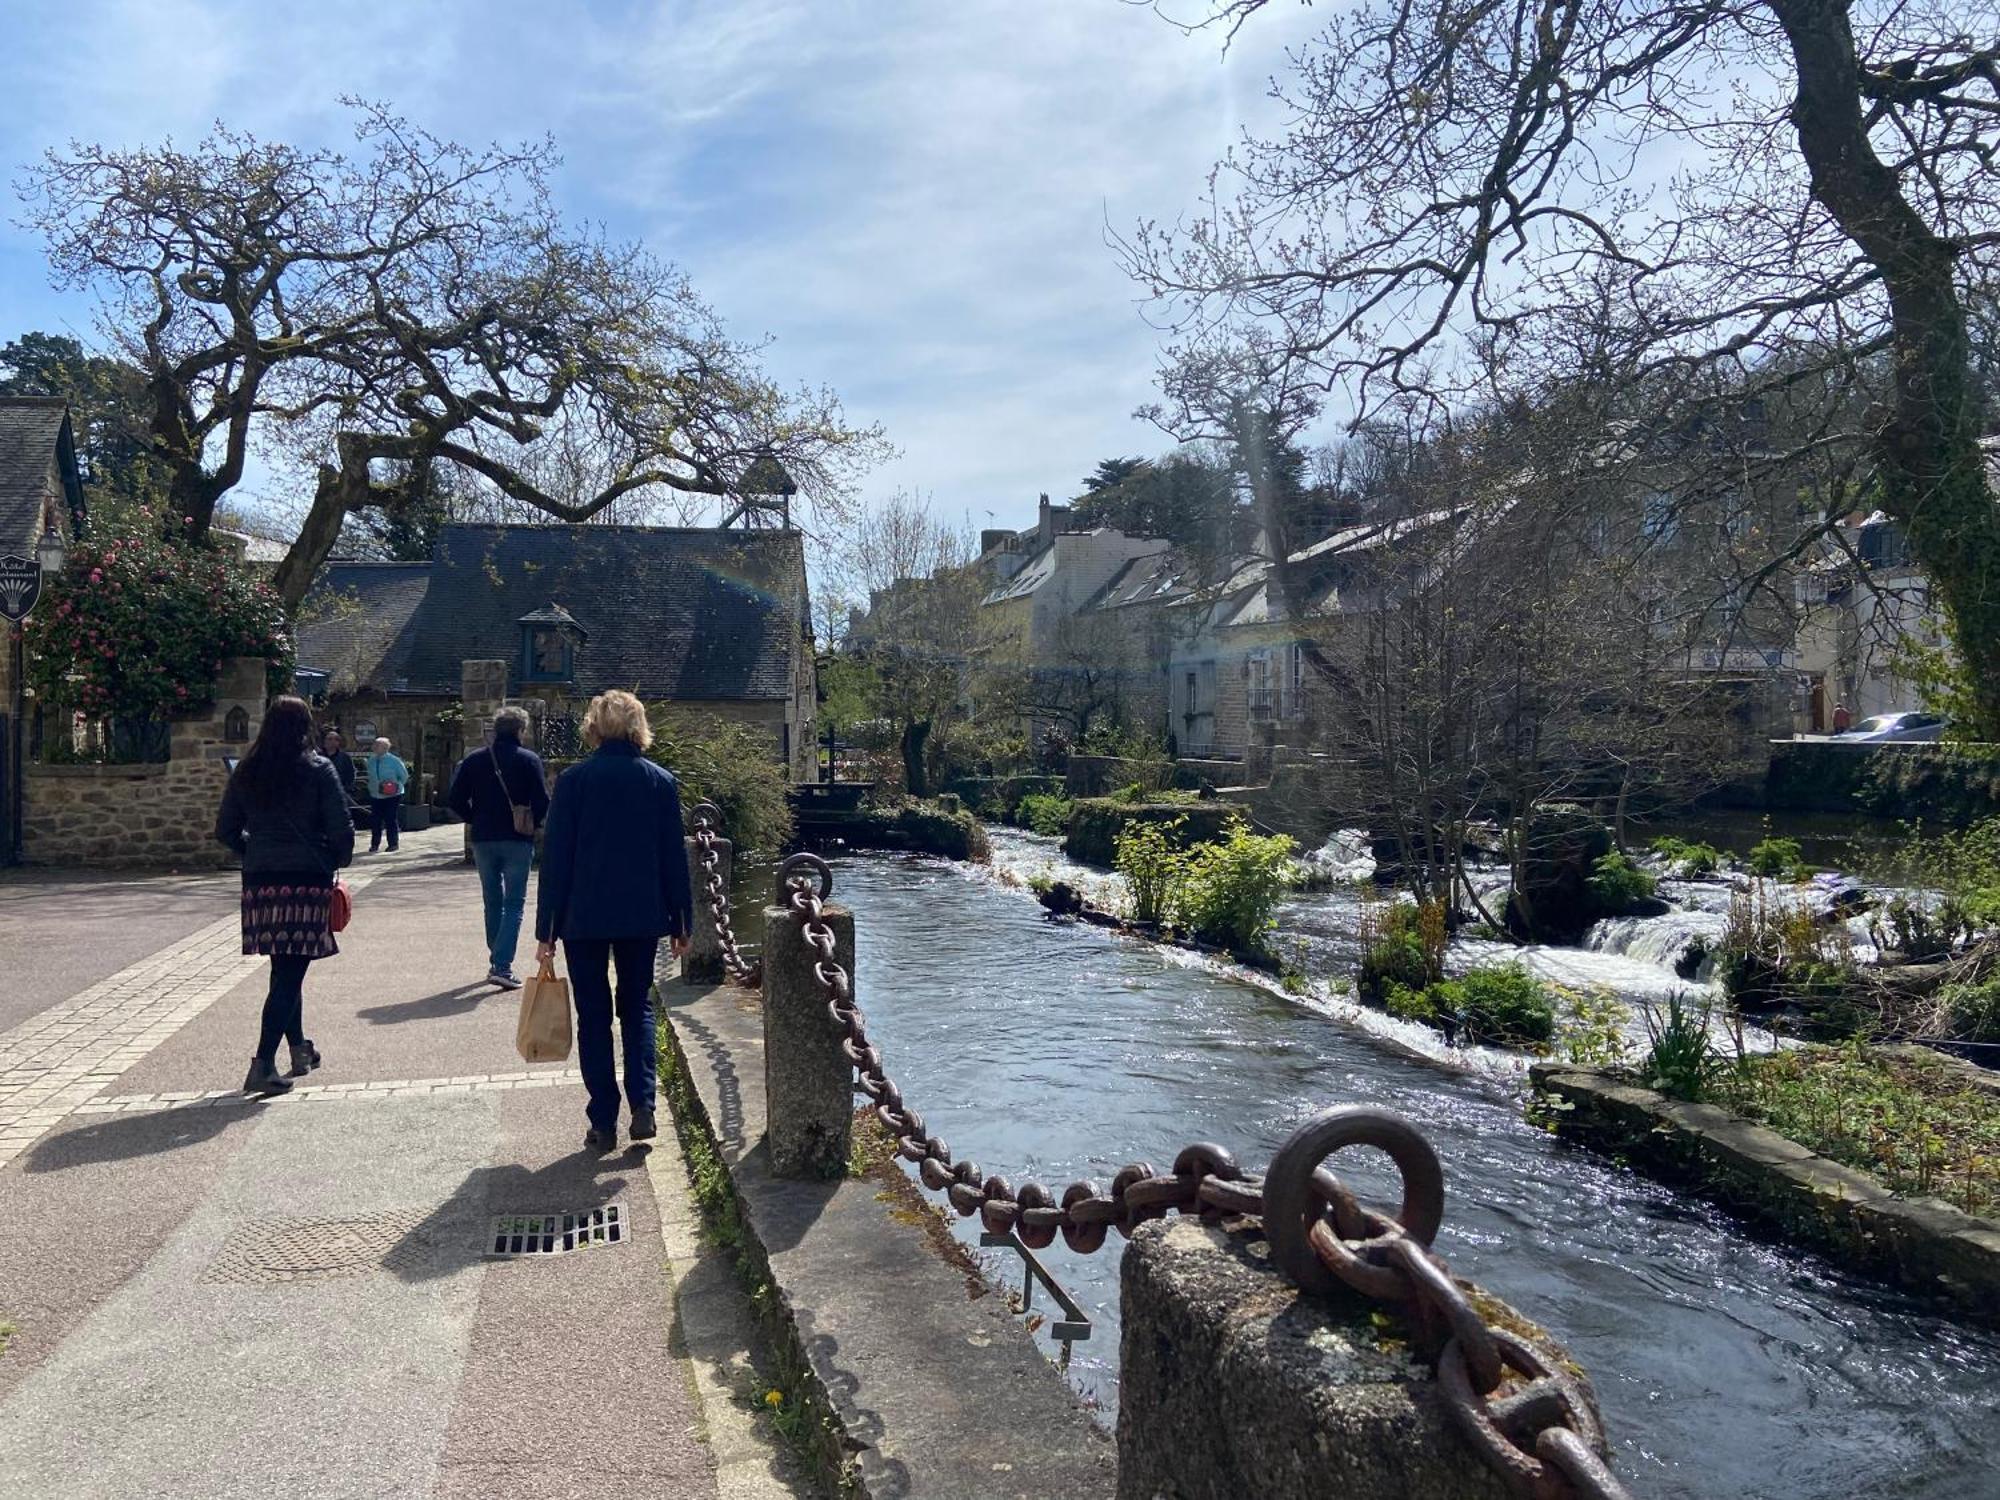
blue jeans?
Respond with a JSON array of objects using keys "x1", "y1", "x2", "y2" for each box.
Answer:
[
  {"x1": 563, "y1": 936, "x2": 660, "y2": 1132},
  {"x1": 472, "y1": 840, "x2": 534, "y2": 974}
]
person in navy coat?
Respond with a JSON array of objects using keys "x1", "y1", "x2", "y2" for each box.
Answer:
[{"x1": 534, "y1": 689, "x2": 694, "y2": 1150}]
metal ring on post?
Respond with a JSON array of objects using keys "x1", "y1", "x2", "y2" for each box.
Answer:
[
  {"x1": 690, "y1": 800, "x2": 723, "y2": 833},
  {"x1": 775, "y1": 851, "x2": 834, "y2": 903},
  {"x1": 1262, "y1": 1106, "x2": 1445, "y2": 1297}
]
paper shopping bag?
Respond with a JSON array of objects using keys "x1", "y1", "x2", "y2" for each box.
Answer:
[{"x1": 515, "y1": 957, "x2": 573, "y2": 1063}]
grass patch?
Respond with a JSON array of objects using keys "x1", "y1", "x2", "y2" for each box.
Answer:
[
  {"x1": 656, "y1": 1011, "x2": 861, "y2": 1496},
  {"x1": 1711, "y1": 1043, "x2": 2000, "y2": 1218},
  {"x1": 0, "y1": 1319, "x2": 13, "y2": 1359}
]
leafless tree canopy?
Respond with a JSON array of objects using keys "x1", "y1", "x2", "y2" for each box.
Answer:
[
  {"x1": 1122, "y1": 0, "x2": 2000, "y2": 730},
  {"x1": 21, "y1": 103, "x2": 887, "y2": 604}
]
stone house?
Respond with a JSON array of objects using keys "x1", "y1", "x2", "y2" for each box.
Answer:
[
  {"x1": 1792, "y1": 510, "x2": 1950, "y2": 729},
  {"x1": 0, "y1": 397, "x2": 87, "y2": 863},
  {"x1": 974, "y1": 495, "x2": 1168, "y2": 738},
  {"x1": 296, "y1": 522, "x2": 817, "y2": 795}
]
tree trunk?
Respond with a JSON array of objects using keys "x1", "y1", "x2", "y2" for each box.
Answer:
[
  {"x1": 272, "y1": 464, "x2": 364, "y2": 610},
  {"x1": 1768, "y1": 0, "x2": 2000, "y2": 736},
  {"x1": 901, "y1": 719, "x2": 932, "y2": 797}
]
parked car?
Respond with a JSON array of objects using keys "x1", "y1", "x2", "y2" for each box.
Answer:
[{"x1": 1841, "y1": 711, "x2": 1945, "y2": 743}]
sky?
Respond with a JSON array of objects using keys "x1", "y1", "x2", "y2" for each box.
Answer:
[{"x1": 0, "y1": 0, "x2": 1331, "y2": 538}]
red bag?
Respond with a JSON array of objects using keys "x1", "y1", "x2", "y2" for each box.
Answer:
[{"x1": 330, "y1": 877, "x2": 352, "y2": 933}]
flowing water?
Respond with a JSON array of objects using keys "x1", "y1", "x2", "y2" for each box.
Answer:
[{"x1": 750, "y1": 834, "x2": 2000, "y2": 1500}]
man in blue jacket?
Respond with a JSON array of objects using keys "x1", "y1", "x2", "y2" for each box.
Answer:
[
  {"x1": 534, "y1": 690, "x2": 693, "y2": 1150},
  {"x1": 446, "y1": 706, "x2": 552, "y2": 988}
]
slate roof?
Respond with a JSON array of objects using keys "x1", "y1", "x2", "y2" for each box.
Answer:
[
  {"x1": 0, "y1": 398, "x2": 80, "y2": 553},
  {"x1": 298, "y1": 523, "x2": 807, "y2": 702},
  {"x1": 296, "y1": 562, "x2": 435, "y2": 696}
]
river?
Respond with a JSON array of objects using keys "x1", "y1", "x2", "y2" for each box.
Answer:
[{"x1": 745, "y1": 833, "x2": 2000, "y2": 1500}]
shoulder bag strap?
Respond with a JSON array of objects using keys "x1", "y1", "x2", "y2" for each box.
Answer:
[{"x1": 489, "y1": 744, "x2": 526, "y2": 817}]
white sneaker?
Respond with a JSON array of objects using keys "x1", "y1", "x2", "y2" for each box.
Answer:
[{"x1": 489, "y1": 968, "x2": 523, "y2": 990}]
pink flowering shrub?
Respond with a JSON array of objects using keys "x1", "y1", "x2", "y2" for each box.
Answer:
[{"x1": 26, "y1": 512, "x2": 292, "y2": 722}]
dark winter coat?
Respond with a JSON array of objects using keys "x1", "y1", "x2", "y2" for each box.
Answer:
[
  {"x1": 533, "y1": 740, "x2": 692, "y2": 944},
  {"x1": 445, "y1": 733, "x2": 551, "y2": 845},
  {"x1": 215, "y1": 754, "x2": 357, "y2": 878}
]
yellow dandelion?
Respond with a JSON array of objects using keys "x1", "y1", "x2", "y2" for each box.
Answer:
[{"x1": 764, "y1": 1389, "x2": 784, "y2": 1408}]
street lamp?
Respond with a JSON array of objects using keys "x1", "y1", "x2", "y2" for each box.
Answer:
[{"x1": 35, "y1": 515, "x2": 66, "y2": 580}]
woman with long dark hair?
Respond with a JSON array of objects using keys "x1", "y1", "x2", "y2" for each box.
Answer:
[{"x1": 215, "y1": 695, "x2": 356, "y2": 1096}]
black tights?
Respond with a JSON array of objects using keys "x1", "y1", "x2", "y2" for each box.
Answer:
[{"x1": 255, "y1": 954, "x2": 314, "y2": 1064}]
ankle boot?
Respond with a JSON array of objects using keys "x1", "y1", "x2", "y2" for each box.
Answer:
[
  {"x1": 243, "y1": 1058, "x2": 294, "y2": 1097},
  {"x1": 287, "y1": 1039, "x2": 322, "y2": 1078}
]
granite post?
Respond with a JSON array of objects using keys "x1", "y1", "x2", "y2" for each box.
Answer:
[
  {"x1": 682, "y1": 833, "x2": 731, "y2": 984},
  {"x1": 762, "y1": 897, "x2": 855, "y2": 1178},
  {"x1": 1117, "y1": 1218, "x2": 1590, "y2": 1500}
]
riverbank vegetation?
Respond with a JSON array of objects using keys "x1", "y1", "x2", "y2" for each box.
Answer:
[
  {"x1": 1633, "y1": 1014, "x2": 2000, "y2": 1220},
  {"x1": 1110, "y1": 815, "x2": 1296, "y2": 955},
  {"x1": 646, "y1": 706, "x2": 795, "y2": 856}
]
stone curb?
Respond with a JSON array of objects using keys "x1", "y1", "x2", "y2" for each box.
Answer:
[
  {"x1": 1530, "y1": 1064, "x2": 2000, "y2": 1319},
  {"x1": 660, "y1": 985, "x2": 1115, "y2": 1500}
]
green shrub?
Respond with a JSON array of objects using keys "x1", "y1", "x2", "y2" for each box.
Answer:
[
  {"x1": 1380, "y1": 963, "x2": 1557, "y2": 1048},
  {"x1": 1586, "y1": 851, "x2": 1657, "y2": 913},
  {"x1": 1173, "y1": 821, "x2": 1296, "y2": 952},
  {"x1": 1648, "y1": 836, "x2": 1722, "y2": 877},
  {"x1": 1114, "y1": 817, "x2": 1187, "y2": 926},
  {"x1": 1355, "y1": 900, "x2": 1446, "y2": 1007},
  {"x1": 1746, "y1": 837, "x2": 1807, "y2": 879},
  {"x1": 1433, "y1": 964, "x2": 1557, "y2": 1046},
  {"x1": 1016, "y1": 791, "x2": 1073, "y2": 837},
  {"x1": 1640, "y1": 992, "x2": 1721, "y2": 1100},
  {"x1": 1558, "y1": 988, "x2": 1632, "y2": 1068},
  {"x1": 1385, "y1": 983, "x2": 1438, "y2": 1024},
  {"x1": 28, "y1": 512, "x2": 292, "y2": 727},
  {"x1": 1939, "y1": 974, "x2": 2000, "y2": 1043},
  {"x1": 648, "y1": 706, "x2": 795, "y2": 855}
]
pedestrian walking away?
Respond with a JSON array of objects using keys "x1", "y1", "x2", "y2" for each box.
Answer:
[
  {"x1": 1832, "y1": 700, "x2": 1852, "y2": 734},
  {"x1": 534, "y1": 689, "x2": 692, "y2": 1151},
  {"x1": 214, "y1": 695, "x2": 356, "y2": 1096},
  {"x1": 446, "y1": 705, "x2": 551, "y2": 989},
  {"x1": 365, "y1": 736, "x2": 409, "y2": 852}
]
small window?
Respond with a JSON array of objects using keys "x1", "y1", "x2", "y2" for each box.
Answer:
[{"x1": 223, "y1": 705, "x2": 250, "y2": 742}]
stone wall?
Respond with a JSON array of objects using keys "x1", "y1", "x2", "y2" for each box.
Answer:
[{"x1": 22, "y1": 657, "x2": 266, "y2": 869}]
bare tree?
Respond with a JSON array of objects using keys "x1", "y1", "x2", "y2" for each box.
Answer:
[
  {"x1": 835, "y1": 492, "x2": 983, "y2": 793},
  {"x1": 1123, "y1": 0, "x2": 2000, "y2": 733},
  {"x1": 21, "y1": 104, "x2": 886, "y2": 606}
]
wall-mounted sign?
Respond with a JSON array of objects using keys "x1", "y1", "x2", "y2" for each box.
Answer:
[{"x1": 0, "y1": 554, "x2": 41, "y2": 624}]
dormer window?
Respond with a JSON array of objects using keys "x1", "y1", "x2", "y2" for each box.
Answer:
[{"x1": 518, "y1": 603, "x2": 587, "y2": 686}]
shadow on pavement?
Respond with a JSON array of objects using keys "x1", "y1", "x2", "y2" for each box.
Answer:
[
  {"x1": 356, "y1": 982, "x2": 501, "y2": 1025},
  {"x1": 385, "y1": 1146, "x2": 648, "y2": 1284},
  {"x1": 24, "y1": 1100, "x2": 255, "y2": 1173}
]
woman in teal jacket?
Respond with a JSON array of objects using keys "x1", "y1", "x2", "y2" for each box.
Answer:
[{"x1": 364, "y1": 737, "x2": 410, "y2": 853}]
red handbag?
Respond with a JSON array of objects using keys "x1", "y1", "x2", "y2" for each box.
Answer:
[{"x1": 330, "y1": 877, "x2": 353, "y2": 933}]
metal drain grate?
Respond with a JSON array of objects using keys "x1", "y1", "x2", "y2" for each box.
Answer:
[
  {"x1": 204, "y1": 1212, "x2": 434, "y2": 1284},
  {"x1": 485, "y1": 1204, "x2": 626, "y2": 1258}
]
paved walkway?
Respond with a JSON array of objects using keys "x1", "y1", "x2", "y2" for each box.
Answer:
[{"x1": 0, "y1": 829, "x2": 810, "y2": 1500}]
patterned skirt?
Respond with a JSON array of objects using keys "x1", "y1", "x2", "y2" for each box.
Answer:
[{"x1": 241, "y1": 872, "x2": 339, "y2": 959}]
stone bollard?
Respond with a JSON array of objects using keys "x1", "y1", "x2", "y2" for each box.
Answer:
[
  {"x1": 1118, "y1": 1218, "x2": 1564, "y2": 1500},
  {"x1": 761, "y1": 895, "x2": 855, "y2": 1178},
  {"x1": 682, "y1": 834, "x2": 731, "y2": 985}
]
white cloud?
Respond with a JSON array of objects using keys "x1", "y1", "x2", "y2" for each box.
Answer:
[{"x1": 0, "y1": 0, "x2": 1327, "y2": 530}]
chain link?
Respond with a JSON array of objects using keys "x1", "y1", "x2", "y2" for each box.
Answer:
[
  {"x1": 768, "y1": 847, "x2": 1631, "y2": 1500},
  {"x1": 689, "y1": 802, "x2": 759, "y2": 986}
]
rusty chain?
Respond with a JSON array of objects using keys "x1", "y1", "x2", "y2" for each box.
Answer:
[
  {"x1": 769, "y1": 847, "x2": 1633, "y2": 1500},
  {"x1": 689, "y1": 802, "x2": 759, "y2": 987}
]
